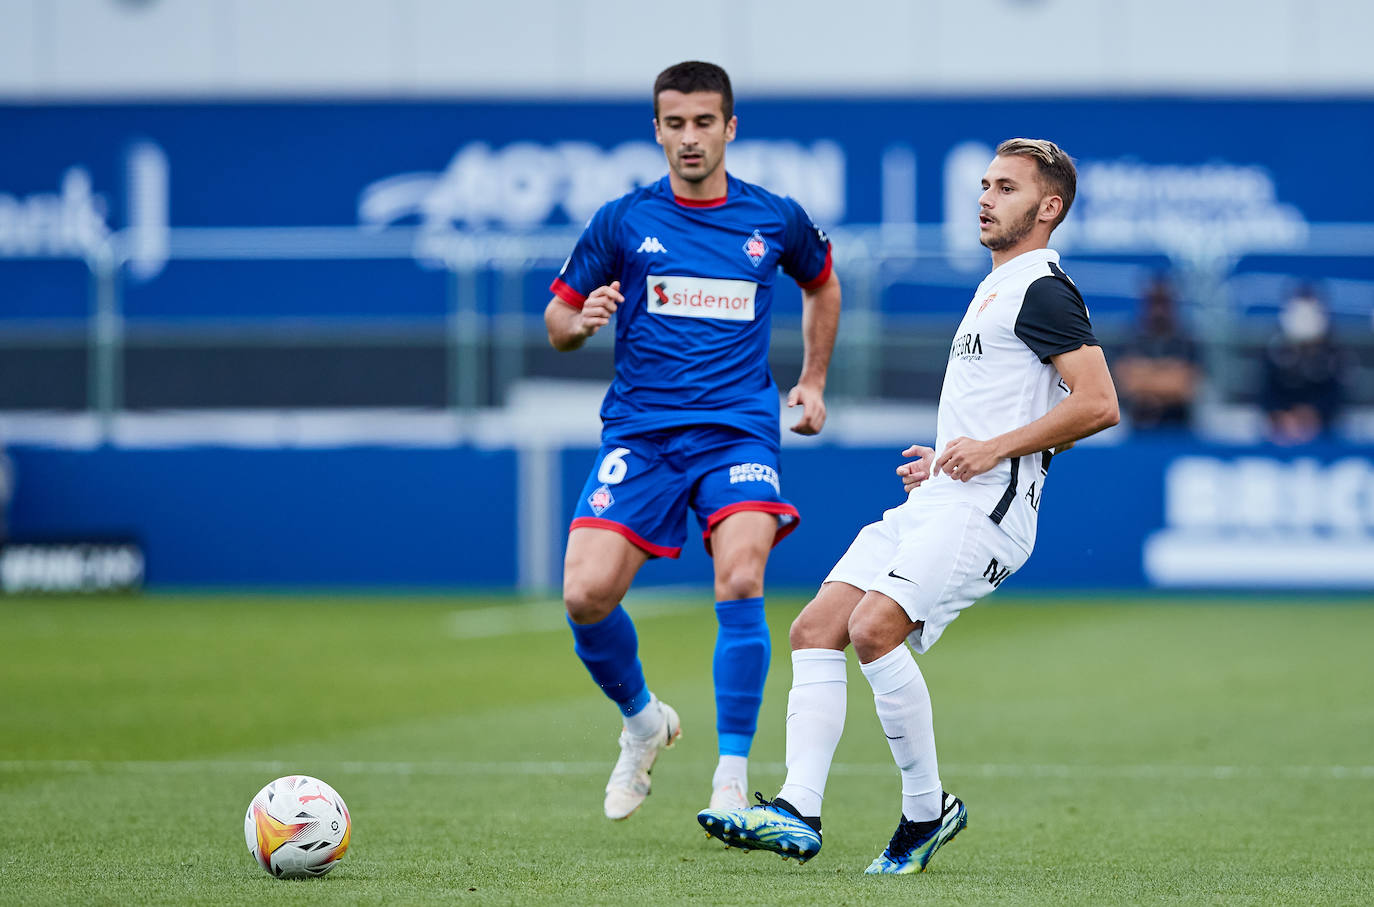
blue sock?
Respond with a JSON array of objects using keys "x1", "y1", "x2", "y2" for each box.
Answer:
[
  {"x1": 568, "y1": 605, "x2": 651, "y2": 717},
  {"x1": 713, "y1": 597, "x2": 770, "y2": 757}
]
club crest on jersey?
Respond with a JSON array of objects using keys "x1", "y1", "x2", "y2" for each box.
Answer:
[
  {"x1": 588, "y1": 484, "x2": 614, "y2": 516},
  {"x1": 742, "y1": 230, "x2": 768, "y2": 267},
  {"x1": 977, "y1": 292, "x2": 997, "y2": 316}
]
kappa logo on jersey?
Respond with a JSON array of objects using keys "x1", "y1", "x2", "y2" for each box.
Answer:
[
  {"x1": 646, "y1": 274, "x2": 758, "y2": 322},
  {"x1": 742, "y1": 230, "x2": 768, "y2": 267},
  {"x1": 636, "y1": 236, "x2": 668, "y2": 254},
  {"x1": 588, "y1": 484, "x2": 615, "y2": 516},
  {"x1": 977, "y1": 292, "x2": 997, "y2": 316}
]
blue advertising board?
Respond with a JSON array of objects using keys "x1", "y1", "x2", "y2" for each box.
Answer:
[
  {"x1": 6, "y1": 439, "x2": 1372, "y2": 591},
  {"x1": 2, "y1": 97, "x2": 1370, "y2": 321},
  {"x1": 4, "y1": 446, "x2": 520, "y2": 588}
]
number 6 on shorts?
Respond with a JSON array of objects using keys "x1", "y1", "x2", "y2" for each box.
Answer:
[{"x1": 598, "y1": 447, "x2": 632, "y2": 485}]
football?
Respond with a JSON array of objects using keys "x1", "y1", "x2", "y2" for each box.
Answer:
[{"x1": 244, "y1": 775, "x2": 352, "y2": 879}]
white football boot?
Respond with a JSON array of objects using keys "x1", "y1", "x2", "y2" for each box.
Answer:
[
  {"x1": 707, "y1": 776, "x2": 748, "y2": 811},
  {"x1": 603, "y1": 701, "x2": 681, "y2": 820}
]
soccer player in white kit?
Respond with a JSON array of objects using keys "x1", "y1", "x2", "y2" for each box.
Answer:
[{"x1": 698, "y1": 138, "x2": 1120, "y2": 873}]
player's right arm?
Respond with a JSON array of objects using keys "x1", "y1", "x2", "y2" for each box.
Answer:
[
  {"x1": 546, "y1": 197, "x2": 625, "y2": 352},
  {"x1": 935, "y1": 274, "x2": 1116, "y2": 483},
  {"x1": 545, "y1": 281, "x2": 624, "y2": 352},
  {"x1": 935, "y1": 343, "x2": 1119, "y2": 481}
]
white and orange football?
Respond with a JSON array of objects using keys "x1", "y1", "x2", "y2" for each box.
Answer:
[{"x1": 244, "y1": 775, "x2": 351, "y2": 879}]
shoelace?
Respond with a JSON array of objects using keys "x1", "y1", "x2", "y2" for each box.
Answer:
[
  {"x1": 751, "y1": 793, "x2": 821, "y2": 837},
  {"x1": 883, "y1": 818, "x2": 927, "y2": 859}
]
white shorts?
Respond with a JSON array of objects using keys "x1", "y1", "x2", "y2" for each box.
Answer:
[{"x1": 824, "y1": 501, "x2": 1029, "y2": 653}]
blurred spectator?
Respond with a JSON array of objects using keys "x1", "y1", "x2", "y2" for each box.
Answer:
[
  {"x1": 1113, "y1": 276, "x2": 1199, "y2": 430},
  {"x1": 1261, "y1": 285, "x2": 1349, "y2": 445}
]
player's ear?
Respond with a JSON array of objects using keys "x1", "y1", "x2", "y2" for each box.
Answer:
[
  {"x1": 653, "y1": 116, "x2": 663, "y2": 146},
  {"x1": 724, "y1": 115, "x2": 737, "y2": 144},
  {"x1": 1040, "y1": 194, "x2": 1063, "y2": 224}
]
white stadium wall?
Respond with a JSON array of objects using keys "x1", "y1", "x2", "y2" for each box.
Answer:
[{"x1": 1, "y1": 0, "x2": 1373, "y2": 98}]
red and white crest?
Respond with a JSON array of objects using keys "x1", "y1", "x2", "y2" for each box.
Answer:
[
  {"x1": 588, "y1": 484, "x2": 614, "y2": 515},
  {"x1": 742, "y1": 230, "x2": 768, "y2": 267}
]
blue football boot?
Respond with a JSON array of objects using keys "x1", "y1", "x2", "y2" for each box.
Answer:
[
  {"x1": 698, "y1": 793, "x2": 822, "y2": 863},
  {"x1": 864, "y1": 792, "x2": 967, "y2": 874}
]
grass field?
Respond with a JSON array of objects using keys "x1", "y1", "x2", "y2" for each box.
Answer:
[{"x1": 2, "y1": 591, "x2": 1372, "y2": 905}]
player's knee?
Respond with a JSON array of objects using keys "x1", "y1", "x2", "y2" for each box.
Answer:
[
  {"x1": 715, "y1": 563, "x2": 765, "y2": 603},
  {"x1": 788, "y1": 610, "x2": 819, "y2": 649},
  {"x1": 845, "y1": 617, "x2": 880, "y2": 661},
  {"x1": 846, "y1": 604, "x2": 912, "y2": 662},
  {"x1": 790, "y1": 600, "x2": 847, "y2": 651},
  {"x1": 847, "y1": 609, "x2": 899, "y2": 662},
  {"x1": 562, "y1": 576, "x2": 618, "y2": 624}
]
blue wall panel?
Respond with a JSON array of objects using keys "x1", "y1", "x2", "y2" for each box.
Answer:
[
  {"x1": 6, "y1": 446, "x2": 519, "y2": 587},
  {"x1": 12, "y1": 439, "x2": 1365, "y2": 590}
]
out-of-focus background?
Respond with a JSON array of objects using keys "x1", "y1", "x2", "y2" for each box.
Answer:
[
  {"x1": 5, "y1": 6, "x2": 1374, "y2": 903},
  {"x1": 2, "y1": 0, "x2": 1373, "y2": 595}
]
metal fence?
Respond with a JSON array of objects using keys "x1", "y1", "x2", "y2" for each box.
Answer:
[{"x1": 3, "y1": 223, "x2": 1374, "y2": 440}]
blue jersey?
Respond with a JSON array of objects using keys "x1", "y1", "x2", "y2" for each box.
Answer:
[{"x1": 551, "y1": 173, "x2": 832, "y2": 445}]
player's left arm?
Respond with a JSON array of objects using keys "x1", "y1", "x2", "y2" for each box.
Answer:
[
  {"x1": 788, "y1": 269, "x2": 841, "y2": 435},
  {"x1": 935, "y1": 343, "x2": 1119, "y2": 481},
  {"x1": 779, "y1": 196, "x2": 840, "y2": 437}
]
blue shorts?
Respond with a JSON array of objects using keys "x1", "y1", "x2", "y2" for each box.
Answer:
[{"x1": 570, "y1": 426, "x2": 800, "y2": 559}]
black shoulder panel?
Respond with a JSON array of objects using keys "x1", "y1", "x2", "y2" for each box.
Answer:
[{"x1": 1014, "y1": 268, "x2": 1099, "y2": 363}]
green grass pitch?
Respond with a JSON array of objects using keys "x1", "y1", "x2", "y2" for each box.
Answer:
[{"x1": 2, "y1": 592, "x2": 1372, "y2": 905}]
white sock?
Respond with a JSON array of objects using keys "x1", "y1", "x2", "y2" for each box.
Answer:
[
  {"x1": 859, "y1": 644, "x2": 942, "y2": 822},
  {"x1": 623, "y1": 695, "x2": 662, "y2": 738},
  {"x1": 776, "y1": 648, "x2": 847, "y2": 818},
  {"x1": 712, "y1": 754, "x2": 748, "y2": 792}
]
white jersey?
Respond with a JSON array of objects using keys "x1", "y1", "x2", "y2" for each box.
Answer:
[{"x1": 909, "y1": 248, "x2": 1098, "y2": 556}]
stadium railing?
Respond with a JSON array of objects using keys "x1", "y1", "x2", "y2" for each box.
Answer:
[{"x1": 1, "y1": 222, "x2": 1372, "y2": 445}]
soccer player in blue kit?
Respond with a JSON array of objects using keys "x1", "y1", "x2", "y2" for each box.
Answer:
[{"x1": 545, "y1": 61, "x2": 842, "y2": 820}]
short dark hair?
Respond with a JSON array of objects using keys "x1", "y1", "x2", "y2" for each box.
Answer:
[
  {"x1": 653, "y1": 61, "x2": 733, "y2": 121},
  {"x1": 995, "y1": 138, "x2": 1077, "y2": 228}
]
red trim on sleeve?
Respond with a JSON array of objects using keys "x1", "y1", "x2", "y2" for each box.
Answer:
[
  {"x1": 570, "y1": 517, "x2": 681, "y2": 559},
  {"x1": 550, "y1": 277, "x2": 587, "y2": 309},
  {"x1": 674, "y1": 193, "x2": 728, "y2": 208},
  {"x1": 700, "y1": 502, "x2": 802, "y2": 556},
  {"x1": 797, "y1": 246, "x2": 834, "y2": 291}
]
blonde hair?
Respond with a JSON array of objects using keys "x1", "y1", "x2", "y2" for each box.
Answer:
[{"x1": 995, "y1": 138, "x2": 1077, "y2": 228}]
